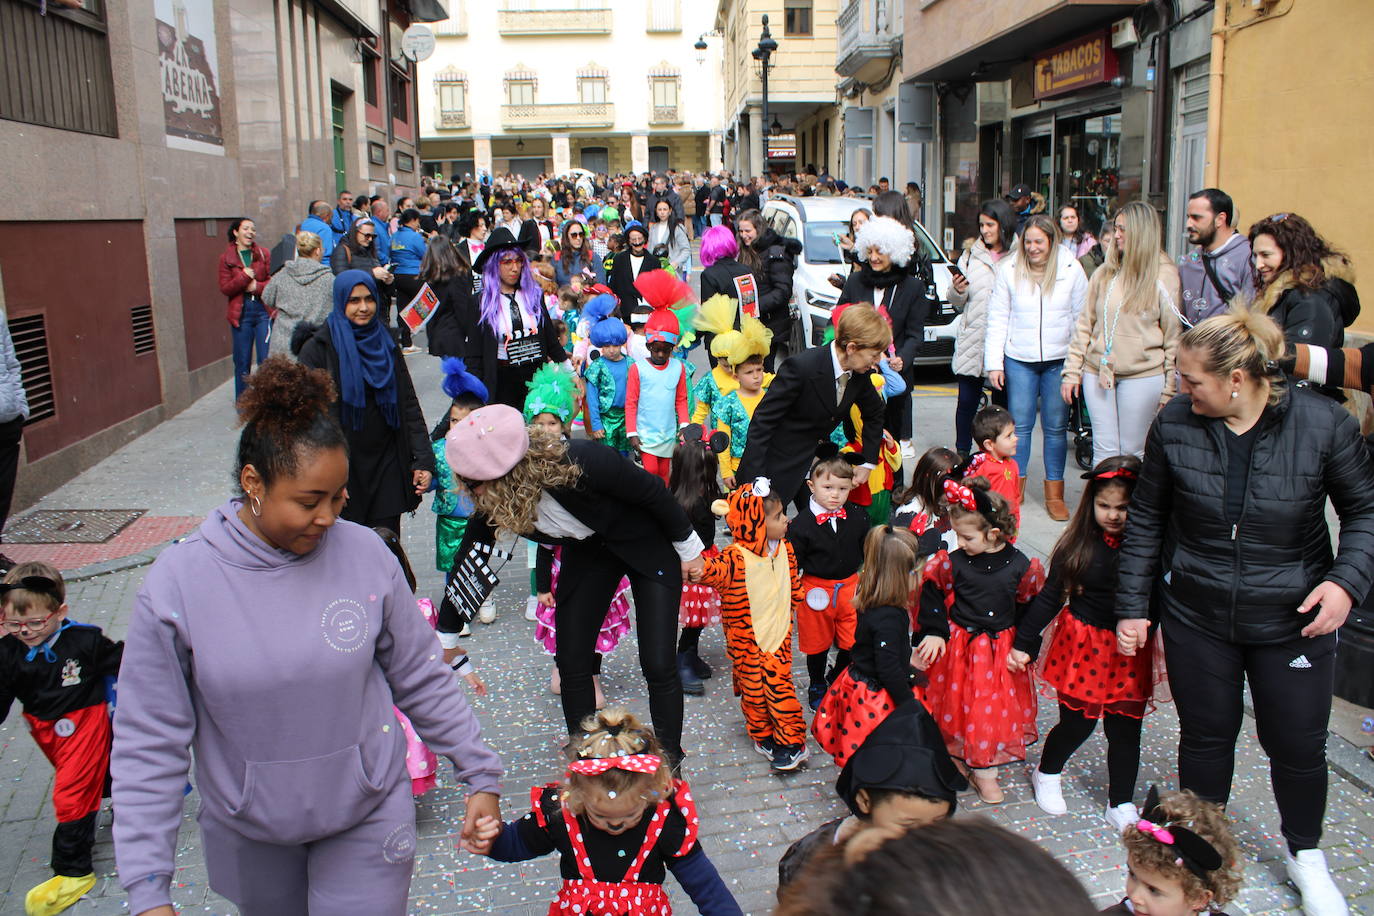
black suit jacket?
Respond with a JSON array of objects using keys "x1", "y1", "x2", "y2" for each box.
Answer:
[
  {"x1": 735, "y1": 344, "x2": 886, "y2": 500},
  {"x1": 838, "y1": 271, "x2": 933, "y2": 372},
  {"x1": 608, "y1": 250, "x2": 662, "y2": 327},
  {"x1": 437, "y1": 440, "x2": 695, "y2": 634}
]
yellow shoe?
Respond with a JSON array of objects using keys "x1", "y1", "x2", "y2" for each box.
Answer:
[{"x1": 25, "y1": 873, "x2": 95, "y2": 916}]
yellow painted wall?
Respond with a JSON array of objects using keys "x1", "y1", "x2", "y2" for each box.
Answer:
[
  {"x1": 718, "y1": 0, "x2": 842, "y2": 119},
  {"x1": 1213, "y1": 0, "x2": 1374, "y2": 334}
]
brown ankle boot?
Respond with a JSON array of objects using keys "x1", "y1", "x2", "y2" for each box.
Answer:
[
  {"x1": 1044, "y1": 480, "x2": 1069, "y2": 521},
  {"x1": 1018, "y1": 477, "x2": 1026, "y2": 501}
]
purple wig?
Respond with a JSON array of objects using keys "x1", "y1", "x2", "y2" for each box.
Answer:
[
  {"x1": 698, "y1": 225, "x2": 739, "y2": 268},
  {"x1": 478, "y1": 245, "x2": 543, "y2": 333}
]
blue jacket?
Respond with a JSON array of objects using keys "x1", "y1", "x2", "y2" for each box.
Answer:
[
  {"x1": 554, "y1": 251, "x2": 605, "y2": 287},
  {"x1": 390, "y1": 226, "x2": 426, "y2": 276},
  {"x1": 299, "y1": 216, "x2": 336, "y2": 255},
  {"x1": 369, "y1": 220, "x2": 392, "y2": 268},
  {"x1": 330, "y1": 206, "x2": 356, "y2": 237}
]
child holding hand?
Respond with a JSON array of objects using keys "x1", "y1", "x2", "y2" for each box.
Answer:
[
  {"x1": 812, "y1": 526, "x2": 930, "y2": 768},
  {"x1": 916, "y1": 477, "x2": 1044, "y2": 804},
  {"x1": 700, "y1": 480, "x2": 809, "y2": 772},
  {"x1": 468, "y1": 709, "x2": 742, "y2": 916}
]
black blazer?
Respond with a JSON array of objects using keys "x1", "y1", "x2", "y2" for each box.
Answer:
[
  {"x1": 699, "y1": 257, "x2": 760, "y2": 327},
  {"x1": 463, "y1": 296, "x2": 568, "y2": 398},
  {"x1": 607, "y1": 249, "x2": 662, "y2": 326},
  {"x1": 839, "y1": 270, "x2": 934, "y2": 373},
  {"x1": 735, "y1": 343, "x2": 886, "y2": 500},
  {"x1": 425, "y1": 273, "x2": 477, "y2": 358},
  {"x1": 437, "y1": 440, "x2": 696, "y2": 634}
]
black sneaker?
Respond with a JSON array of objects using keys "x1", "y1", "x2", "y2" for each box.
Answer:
[
  {"x1": 807, "y1": 683, "x2": 827, "y2": 711},
  {"x1": 770, "y1": 743, "x2": 809, "y2": 772},
  {"x1": 690, "y1": 652, "x2": 713, "y2": 679},
  {"x1": 677, "y1": 652, "x2": 704, "y2": 696},
  {"x1": 753, "y1": 737, "x2": 776, "y2": 759}
]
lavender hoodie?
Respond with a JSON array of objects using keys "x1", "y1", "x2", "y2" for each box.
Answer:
[{"x1": 112, "y1": 501, "x2": 503, "y2": 914}]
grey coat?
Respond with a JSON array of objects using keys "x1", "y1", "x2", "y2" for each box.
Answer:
[
  {"x1": 0, "y1": 315, "x2": 28, "y2": 423},
  {"x1": 948, "y1": 239, "x2": 1001, "y2": 378},
  {"x1": 263, "y1": 257, "x2": 335, "y2": 359}
]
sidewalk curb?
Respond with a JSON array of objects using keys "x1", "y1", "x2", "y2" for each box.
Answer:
[{"x1": 61, "y1": 538, "x2": 179, "y2": 583}]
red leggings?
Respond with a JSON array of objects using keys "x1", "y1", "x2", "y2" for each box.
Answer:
[{"x1": 641, "y1": 454, "x2": 671, "y2": 486}]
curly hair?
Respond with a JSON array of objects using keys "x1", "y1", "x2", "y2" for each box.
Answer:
[
  {"x1": 1248, "y1": 212, "x2": 1346, "y2": 292},
  {"x1": 948, "y1": 476, "x2": 1018, "y2": 542},
  {"x1": 235, "y1": 355, "x2": 346, "y2": 491},
  {"x1": 470, "y1": 427, "x2": 581, "y2": 534},
  {"x1": 1121, "y1": 790, "x2": 1243, "y2": 909},
  {"x1": 561, "y1": 708, "x2": 673, "y2": 817}
]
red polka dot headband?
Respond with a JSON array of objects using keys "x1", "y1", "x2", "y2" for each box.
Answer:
[{"x1": 566, "y1": 753, "x2": 662, "y2": 776}]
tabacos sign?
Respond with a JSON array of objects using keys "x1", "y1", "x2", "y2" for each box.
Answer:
[{"x1": 1033, "y1": 30, "x2": 1118, "y2": 101}]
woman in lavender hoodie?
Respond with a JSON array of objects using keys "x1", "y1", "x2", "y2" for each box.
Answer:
[{"x1": 110, "y1": 356, "x2": 503, "y2": 916}]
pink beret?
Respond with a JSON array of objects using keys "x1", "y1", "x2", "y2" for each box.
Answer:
[{"x1": 445, "y1": 404, "x2": 530, "y2": 482}]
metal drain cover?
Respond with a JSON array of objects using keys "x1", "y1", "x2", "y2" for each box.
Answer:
[{"x1": 5, "y1": 509, "x2": 147, "y2": 544}]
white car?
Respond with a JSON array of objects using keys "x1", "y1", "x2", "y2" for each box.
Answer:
[{"x1": 760, "y1": 195, "x2": 960, "y2": 365}]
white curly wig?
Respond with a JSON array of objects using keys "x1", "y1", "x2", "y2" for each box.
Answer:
[{"x1": 854, "y1": 215, "x2": 916, "y2": 268}]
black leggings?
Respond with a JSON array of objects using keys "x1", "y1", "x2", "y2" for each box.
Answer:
[
  {"x1": 954, "y1": 374, "x2": 1007, "y2": 454},
  {"x1": 1039, "y1": 704, "x2": 1142, "y2": 807},
  {"x1": 1163, "y1": 616, "x2": 1336, "y2": 851},
  {"x1": 554, "y1": 539, "x2": 684, "y2": 758},
  {"x1": 805, "y1": 650, "x2": 851, "y2": 687},
  {"x1": 677, "y1": 626, "x2": 701, "y2": 655}
]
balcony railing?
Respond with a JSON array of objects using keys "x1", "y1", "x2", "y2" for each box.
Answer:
[
  {"x1": 649, "y1": 104, "x2": 681, "y2": 125},
  {"x1": 497, "y1": 8, "x2": 612, "y2": 35},
  {"x1": 836, "y1": 0, "x2": 900, "y2": 79},
  {"x1": 501, "y1": 102, "x2": 614, "y2": 130},
  {"x1": 437, "y1": 109, "x2": 469, "y2": 128}
]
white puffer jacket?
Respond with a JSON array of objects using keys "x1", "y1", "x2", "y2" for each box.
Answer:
[
  {"x1": 984, "y1": 247, "x2": 1089, "y2": 371},
  {"x1": 948, "y1": 239, "x2": 1004, "y2": 378}
]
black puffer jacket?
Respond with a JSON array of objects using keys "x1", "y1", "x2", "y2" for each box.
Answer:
[
  {"x1": 750, "y1": 228, "x2": 801, "y2": 333},
  {"x1": 1116, "y1": 386, "x2": 1374, "y2": 645}
]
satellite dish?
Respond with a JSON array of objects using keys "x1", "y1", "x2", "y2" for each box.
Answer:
[{"x1": 401, "y1": 24, "x2": 436, "y2": 62}]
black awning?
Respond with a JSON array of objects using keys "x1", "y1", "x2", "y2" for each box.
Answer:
[
  {"x1": 911, "y1": 2, "x2": 1144, "y2": 83},
  {"x1": 401, "y1": 0, "x2": 449, "y2": 23}
]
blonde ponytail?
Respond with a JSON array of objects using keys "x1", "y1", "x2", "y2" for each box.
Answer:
[{"x1": 1179, "y1": 304, "x2": 1286, "y2": 405}]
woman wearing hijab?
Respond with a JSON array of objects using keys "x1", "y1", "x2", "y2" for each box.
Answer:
[
  {"x1": 467, "y1": 228, "x2": 568, "y2": 408},
  {"x1": 298, "y1": 270, "x2": 434, "y2": 532}
]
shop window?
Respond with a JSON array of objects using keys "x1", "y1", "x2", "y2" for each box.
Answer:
[
  {"x1": 784, "y1": 0, "x2": 812, "y2": 36},
  {"x1": 1057, "y1": 111, "x2": 1120, "y2": 236},
  {"x1": 1, "y1": 0, "x2": 115, "y2": 136}
]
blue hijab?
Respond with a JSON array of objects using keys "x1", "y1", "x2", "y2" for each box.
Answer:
[{"x1": 328, "y1": 270, "x2": 398, "y2": 430}]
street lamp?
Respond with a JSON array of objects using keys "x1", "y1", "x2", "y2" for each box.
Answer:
[
  {"x1": 694, "y1": 35, "x2": 708, "y2": 66},
  {"x1": 752, "y1": 14, "x2": 777, "y2": 175}
]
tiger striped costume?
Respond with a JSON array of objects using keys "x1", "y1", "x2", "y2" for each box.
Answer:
[{"x1": 700, "y1": 482, "x2": 807, "y2": 749}]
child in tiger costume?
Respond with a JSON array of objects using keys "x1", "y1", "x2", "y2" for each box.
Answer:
[{"x1": 699, "y1": 479, "x2": 809, "y2": 772}]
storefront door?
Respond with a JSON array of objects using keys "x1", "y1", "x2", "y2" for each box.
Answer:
[{"x1": 1056, "y1": 110, "x2": 1121, "y2": 237}]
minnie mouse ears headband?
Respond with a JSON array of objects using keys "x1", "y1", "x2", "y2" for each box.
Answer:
[
  {"x1": 680, "y1": 423, "x2": 729, "y2": 455},
  {"x1": 1134, "y1": 786, "x2": 1225, "y2": 879},
  {"x1": 942, "y1": 477, "x2": 1000, "y2": 529}
]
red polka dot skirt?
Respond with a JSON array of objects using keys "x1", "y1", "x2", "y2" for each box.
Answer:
[
  {"x1": 811, "y1": 668, "x2": 925, "y2": 769},
  {"x1": 1038, "y1": 609, "x2": 1158, "y2": 719},
  {"x1": 923, "y1": 627, "x2": 1037, "y2": 769},
  {"x1": 679, "y1": 545, "x2": 722, "y2": 628}
]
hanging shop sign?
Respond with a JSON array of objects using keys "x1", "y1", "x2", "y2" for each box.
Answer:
[
  {"x1": 155, "y1": 0, "x2": 224, "y2": 155},
  {"x1": 1033, "y1": 30, "x2": 1118, "y2": 101}
]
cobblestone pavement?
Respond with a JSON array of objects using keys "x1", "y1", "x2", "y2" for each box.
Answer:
[{"x1": 3, "y1": 352, "x2": 1373, "y2": 915}]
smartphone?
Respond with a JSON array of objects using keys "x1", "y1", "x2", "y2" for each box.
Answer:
[{"x1": 947, "y1": 264, "x2": 966, "y2": 281}]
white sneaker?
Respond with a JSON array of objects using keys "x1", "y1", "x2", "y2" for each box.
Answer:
[
  {"x1": 1104, "y1": 802, "x2": 1139, "y2": 833},
  {"x1": 458, "y1": 622, "x2": 471, "y2": 637},
  {"x1": 1030, "y1": 768, "x2": 1067, "y2": 815},
  {"x1": 524, "y1": 596, "x2": 538, "y2": 622},
  {"x1": 478, "y1": 601, "x2": 497, "y2": 624},
  {"x1": 1285, "y1": 848, "x2": 1349, "y2": 915}
]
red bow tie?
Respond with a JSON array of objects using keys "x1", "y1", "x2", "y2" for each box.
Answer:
[{"x1": 817, "y1": 509, "x2": 846, "y2": 524}]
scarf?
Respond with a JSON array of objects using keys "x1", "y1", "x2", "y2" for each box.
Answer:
[
  {"x1": 327, "y1": 270, "x2": 398, "y2": 430},
  {"x1": 858, "y1": 261, "x2": 903, "y2": 289}
]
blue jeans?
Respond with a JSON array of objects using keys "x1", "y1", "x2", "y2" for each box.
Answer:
[
  {"x1": 1003, "y1": 357, "x2": 1068, "y2": 482},
  {"x1": 232, "y1": 298, "x2": 271, "y2": 398}
]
